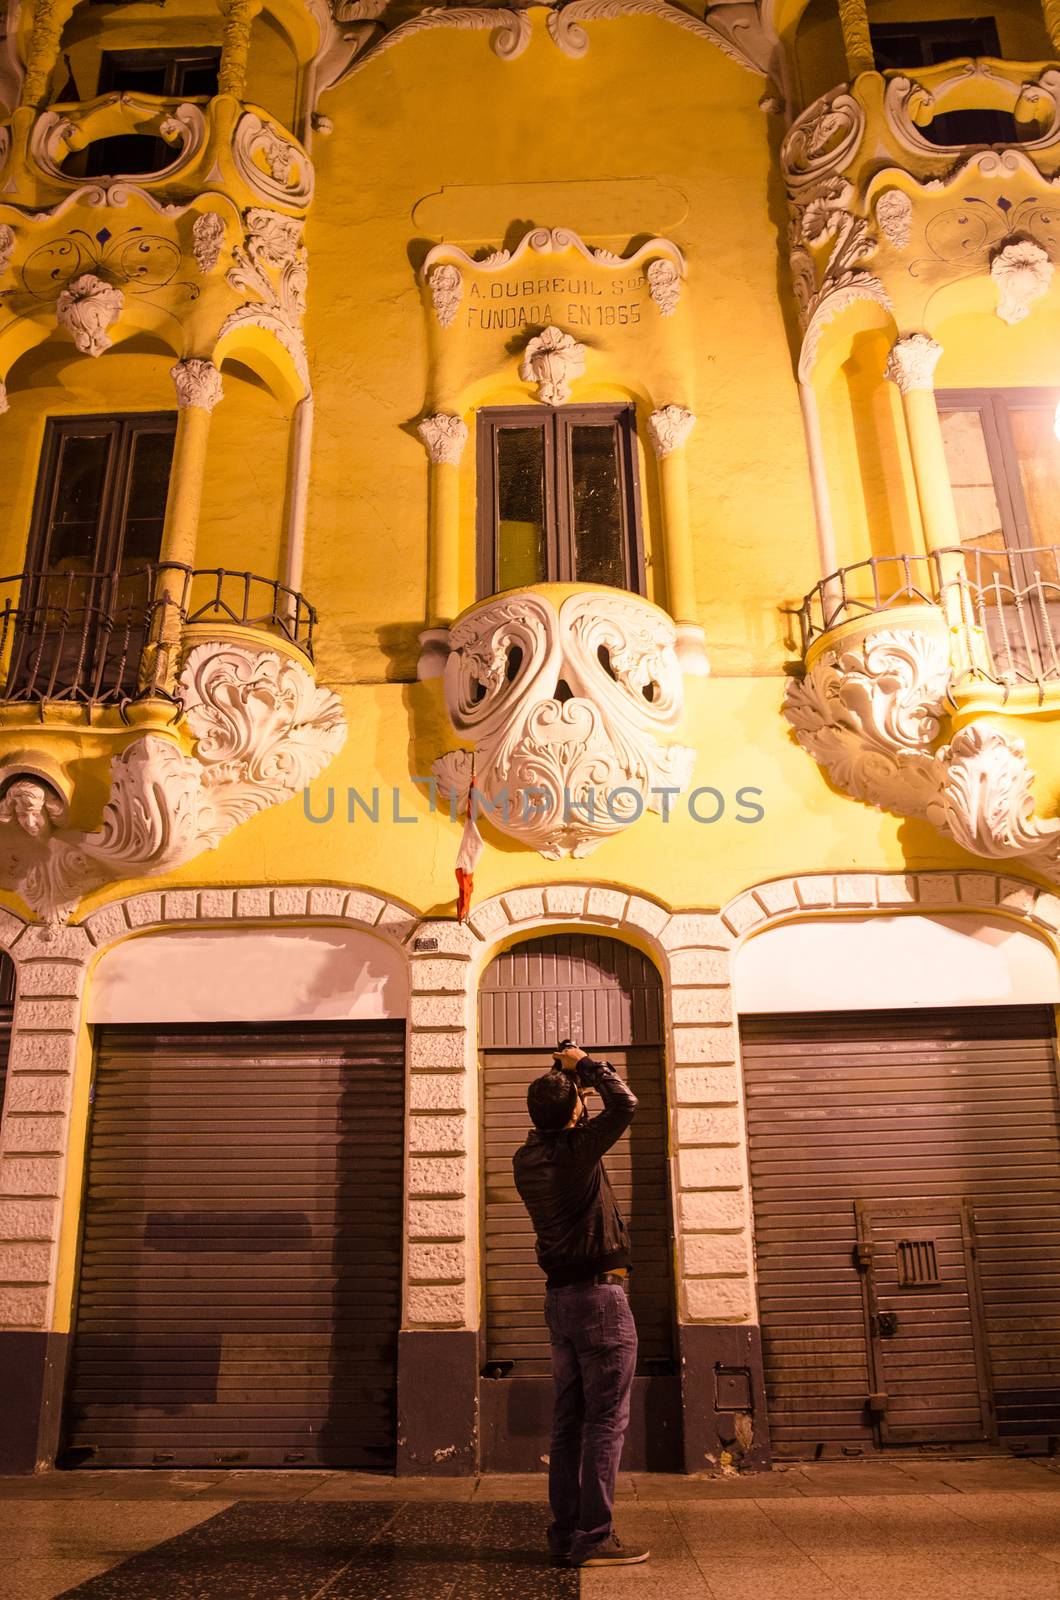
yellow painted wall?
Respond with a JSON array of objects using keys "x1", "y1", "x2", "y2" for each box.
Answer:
[{"x1": 2, "y1": 3, "x2": 1060, "y2": 939}]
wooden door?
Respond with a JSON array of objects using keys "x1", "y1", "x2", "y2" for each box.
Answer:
[{"x1": 857, "y1": 1202, "x2": 993, "y2": 1444}]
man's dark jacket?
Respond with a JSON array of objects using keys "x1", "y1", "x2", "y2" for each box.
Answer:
[{"x1": 512, "y1": 1056, "x2": 638, "y2": 1286}]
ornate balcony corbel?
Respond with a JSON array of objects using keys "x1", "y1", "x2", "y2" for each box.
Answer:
[{"x1": 0, "y1": 642, "x2": 346, "y2": 923}]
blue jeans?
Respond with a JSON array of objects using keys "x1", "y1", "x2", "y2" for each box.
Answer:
[{"x1": 544, "y1": 1280, "x2": 638, "y2": 1562}]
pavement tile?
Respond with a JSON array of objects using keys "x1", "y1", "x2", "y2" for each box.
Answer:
[
  {"x1": 9, "y1": 1558, "x2": 119, "y2": 1600},
  {"x1": 50, "y1": 1501, "x2": 402, "y2": 1600}
]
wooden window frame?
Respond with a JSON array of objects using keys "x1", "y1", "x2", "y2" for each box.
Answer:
[
  {"x1": 476, "y1": 403, "x2": 645, "y2": 599},
  {"x1": 97, "y1": 47, "x2": 222, "y2": 98},
  {"x1": 936, "y1": 386, "x2": 1060, "y2": 586},
  {"x1": 26, "y1": 413, "x2": 177, "y2": 581}
]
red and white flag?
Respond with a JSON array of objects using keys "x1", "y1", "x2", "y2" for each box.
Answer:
[{"x1": 455, "y1": 774, "x2": 484, "y2": 923}]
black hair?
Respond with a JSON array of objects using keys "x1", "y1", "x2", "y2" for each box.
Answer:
[{"x1": 527, "y1": 1068, "x2": 578, "y2": 1132}]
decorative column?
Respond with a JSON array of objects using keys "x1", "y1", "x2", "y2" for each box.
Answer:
[
  {"x1": 20, "y1": 0, "x2": 65, "y2": 108},
  {"x1": 1043, "y1": 0, "x2": 1060, "y2": 56},
  {"x1": 647, "y1": 405, "x2": 708, "y2": 676},
  {"x1": 416, "y1": 413, "x2": 468, "y2": 681},
  {"x1": 885, "y1": 333, "x2": 975, "y2": 655},
  {"x1": 152, "y1": 360, "x2": 224, "y2": 690},
  {"x1": 216, "y1": 0, "x2": 264, "y2": 99},
  {"x1": 838, "y1": 0, "x2": 875, "y2": 77},
  {"x1": 884, "y1": 335, "x2": 959, "y2": 553}
]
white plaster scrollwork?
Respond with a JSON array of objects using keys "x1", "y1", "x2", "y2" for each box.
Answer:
[
  {"x1": 875, "y1": 189, "x2": 912, "y2": 251},
  {"x1": 785, "y1": 627, "x2": 1060, "y2": 881},
  {"x1": 788, "y1": 178, "x2": 891, "y2": 381},
  {"x1": 417, "y1": 413, "x2": 468, "y2": 465},
  {"x1": 0, "y1": 223, "x2": 15, "y2": 278},
  {"x1": 432, "y1": 590, "x2": 694, "y2": 860},
  {"x1": 782, "y1": 87, "x2": 865, "y2": 194},
  {"x1": 421, "y1": 227, "x2": 685, "y2": 296},
  {"x1": 232, "y1": 111, "x2": 315, "y2": 207},
  {"x1": 783, "y1": 629, "x2": 949, "y2": 817},
  {"x1": 192, "y1": 211, "x2": 226, "y2": 275},
  {"x1": 0, "y1": 644, "x2": 347, "y2": 923},
  {"x1": 885, "y1": 332, "x2": 943, "y2": 394},
  {"x1": 545, "y1": 0, "x2": 770, "y2": 77},
  {"x1": 520, "y1": 325, "x2": 587, "y2": 406},
  {"x1": 55, "y1": 273, "x2": 124, "y2": 356},
  {"x1": 991, "y1": 239, "x2": 1053, "y2": 326},
  {"x1": 884, "y1": 65, "x2": 1060, "y2": 158},
  {"x1": 171, "y1": 358, "x2": 224, "y2": 412},
  {"x1": 927, "y1": 723, "x2": 1060, "y2": 869},
  {"x1": 428, "y1": 263, "x2": 462, "y2": 328},
  {"x1": 221, "y1": 207, "x2": 309, "y2": 391},
  {"x1": 0, "y1": 381, "x2": 8, "y2": 416},
  {"x1": 29, "y1": 100, "x2": 206, "y2": 185},
  {"x1": 646, "y1": 256, "x2": 681, "y2": 315},
  {"x1": 648, "y1": 405, "x2": 695, "y2": 457}
]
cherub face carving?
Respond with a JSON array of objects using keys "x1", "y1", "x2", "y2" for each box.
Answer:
[{"x1": 432, "y1": 590, "x2": 695, "y2": 858}]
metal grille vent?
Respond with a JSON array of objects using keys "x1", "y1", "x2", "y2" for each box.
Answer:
[{"x1": 897, "y1": 1238, "x2": 941, "y2": 1287}]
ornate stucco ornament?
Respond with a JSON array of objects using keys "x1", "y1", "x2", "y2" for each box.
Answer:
[
  {"x1": 883, "y1": 64, "x2": 1060, "y2": 159},
  {"x1": 28, "y1": 100, "x2": 207, "y2": 187},
  {"x1": 222, "y1": 207, "x2": 309, "y2": 391},
  {"x1": 519, "y1": 325, "x2": 587, "y2": 405},
  {"x1": 784, "y1": 627, "x2": 1060, "y2": 880},
  {"x1": 0, "y1": 644, "x2": 346, "y2": 924},
  {"x1": 991, "y1": 239, "x2": 1053, "y2": 326},
  {"x1": 0, "y1": 223, "x2": 15, "y2": 278},
  {"x1": 232, "y1": 111, "x2": 315, "y2": 207},
  {"x1": 192, "y1": 212, "x2": 226, "y2": 275},
  {"x1": 432, "y1": 590, "x2": 695, "y2": 859},
  {"x1": 427, "y1": 263, "x2": 462, "y2": 328},
  {"x1": 875, "y1": 190, "x2": 912, "y2": 252},
  {"x1": 417, "y1": 413, "x2": 469, "y2": 464},
  {"x1": 317, "y1": 0, "x2": 773, "y2": 96},
  {"x1": 55, "y1": 273, "x2": 124, "y2": 356},
  {"x1": 420, "y1": 227, "x2": 686, "y2": 320}
]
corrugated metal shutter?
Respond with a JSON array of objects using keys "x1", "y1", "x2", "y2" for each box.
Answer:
[
  {"x1": 0, "y1": 956, "x2": 15, "y2": 1123},
  {"x1": 64, "y1": 1023, "x2": 405, "y2": 1468},
  {"x1": 480, "y1": 936, "x2": 674, "y2": 1377},
  {"x1": 741, "y1": 1007, "x2": 1060, "y2": 1456}
]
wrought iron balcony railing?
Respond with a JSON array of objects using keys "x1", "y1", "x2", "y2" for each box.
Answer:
[
  {"x1": 0, "y1": 564, "x2": 315, "y2": 707},
  {"x1": 796, "y1": 544, "x2": 1060, "y2": 689}
]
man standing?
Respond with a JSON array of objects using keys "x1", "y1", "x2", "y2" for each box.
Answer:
[{"x1": 513, "y1": 1040, "x2": 651, "y2": 1569}]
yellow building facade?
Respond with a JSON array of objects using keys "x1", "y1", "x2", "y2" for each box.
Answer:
[{"x1": 0, "y1": 0, "x2": 1058, "y2": 1473}]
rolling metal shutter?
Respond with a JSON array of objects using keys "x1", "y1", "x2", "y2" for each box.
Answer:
[
  {"x1": 480, "y1": 935, "x2": 675, "y2": 1376},
  {"x1": 64, "y1": 1023, "x2": 405, "y2": 1468},
  {"x1": 741, "y1": 1007, "x2": 1060, "y2": 1456}
]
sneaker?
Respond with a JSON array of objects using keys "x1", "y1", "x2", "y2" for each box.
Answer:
[{"x1": 573, "y1": 1534, "x2": 650, "y2": 1567}]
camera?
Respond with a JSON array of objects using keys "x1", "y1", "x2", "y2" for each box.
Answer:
[{"x1": 553, "y1": 1038, "x2": 594, "y2": 1089}]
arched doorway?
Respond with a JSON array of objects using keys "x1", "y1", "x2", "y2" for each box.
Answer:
[{"x1": 478, "y1": 932, "x2": 679, "y2": 1470}]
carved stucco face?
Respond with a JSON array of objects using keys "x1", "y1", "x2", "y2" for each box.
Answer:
[
  {"x1": 0, "y1": 778, "x2": 61, "y2": 838},
  {"x1": 433, "y1": 590, "x2": 695, "y2": 858}
]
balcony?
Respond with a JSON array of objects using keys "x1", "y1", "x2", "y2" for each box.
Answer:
[
  {"x1": 0, "y1": 563, "x2": 315, "y2": 711},
  {"x1": 0, "y1": 564, "x2": 343, "y2": 924},
  {"x1": 785, "y1": 546, "x2": 1060, "y2": 884},
  {"x1": 783, "y1": 59, "x2": 1060, "y2": 378},
  {"x1": 796, "y1": 545, "x2": 1060, "y2": 694},
  {"x1": 1, "y1": 91, "x2": 313, "y2": 212}
]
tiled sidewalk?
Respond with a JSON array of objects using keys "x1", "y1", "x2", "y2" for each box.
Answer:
[{"x1": 1, "y1": 1458, "x2": 1057, "y2": 1600}]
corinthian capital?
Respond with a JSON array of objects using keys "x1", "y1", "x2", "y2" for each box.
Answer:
[
  {"x1": 171, "y1": 359, "x2": 224, "y2": 412},
  {"x1": 418, "y1": 413, "x2": 468, "y2": 466},
  {"x1": 885, "y1": 333, "x2": 943, "y2": 394},
  {"x1": 647, "y1": 405, "x2": 696, "y2": 458}
]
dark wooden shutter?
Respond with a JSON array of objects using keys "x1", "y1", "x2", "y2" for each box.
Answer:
[
  {"x1": 0, "y1": 955, "x2": 15, "y2": 1122},
  {"x1": 64, "y1": 1023, "x2": 405, "y2": 1468},
  {"x1": 480, "y1": 935, "x2": 674, "y2": 1377},
  {"x1": 741, "y1": 1007, "x2": 1060, "y2": 1457}
]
